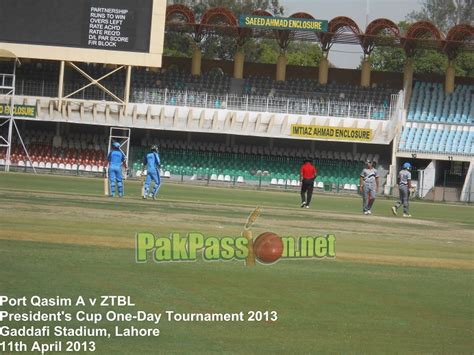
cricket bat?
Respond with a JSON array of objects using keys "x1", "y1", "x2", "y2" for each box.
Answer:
[
  {"x1": 104, "y1": 176, "x2": 109, "y2": 196},
  {"x1": 242, "y1": 207, "x2": 261, "y2": 267},
  {"x1": 141, "y1": 173, "x2": 146, "y2": 197}
]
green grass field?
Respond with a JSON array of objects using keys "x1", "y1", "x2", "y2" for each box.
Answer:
[{"x1": 0, "y1": 172, "x2": 473, "y2": 354}]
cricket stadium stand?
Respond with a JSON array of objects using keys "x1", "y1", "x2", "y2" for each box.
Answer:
[{"x1": 1, "y1": 5, "x2": 473, "y2": 201}]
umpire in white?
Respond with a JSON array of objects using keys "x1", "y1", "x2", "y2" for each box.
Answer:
[
  {"x1": 392, "y1": 162, "x2": 413, "y2": 217},
  {"x1": 360, "y1": 160, "x2": 380, "y2": 215}
]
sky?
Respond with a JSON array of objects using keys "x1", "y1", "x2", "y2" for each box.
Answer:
[{"x1": 279, "y1": 0, "x2": 423, "y2": 68}]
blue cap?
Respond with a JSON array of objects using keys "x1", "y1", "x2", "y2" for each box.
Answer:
[
  {"x1": 403, "y1": 162, "x2": 412, "y2": 169},
  {"x1": 112, "y1": 142, "x2": 120, "y2": 148}
]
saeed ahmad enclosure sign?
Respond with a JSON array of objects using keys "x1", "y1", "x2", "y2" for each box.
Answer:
[
  {"x1": 239, "y1": 15, "x2": 328, "y2": 32},
  {"x1": 291, "y1": 124, "x2": 373, "y2": 141}
]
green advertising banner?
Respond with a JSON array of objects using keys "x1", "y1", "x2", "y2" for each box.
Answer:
[
  {"x1": 239, "y1": 14, "x2": 328, "y2": 32},
  {"x1": 0, "y1": 103, "x2": 37, "y2": 118}
]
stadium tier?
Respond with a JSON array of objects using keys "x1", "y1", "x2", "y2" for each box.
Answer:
[
  {"x1": 2, "y1": 127, "x2": 378, "y2": 190},
  {"x1": 408, "y1": 82, "x2": 473, "y2": 124},
  {"x1": 0, "y1": 130, "x2": 107, "y2": 172},
  {"x1": 133, "y1": 67, "x2": 232, "y2": 94},
  {"x1": 398, "y1": 81, "x2": 474, "y2": 156},
  {"x1": 0, "y1": 55, "x2": 472, "y2": 201},
  {"x1": 398, "y1": 123, "x2": 474, "y2": 155},
  {"x1": 132, "y1": 138, "x2": 376, "y2": 189},
  {"x1": 1, "y1": 62, "x2": 395, "y2": 120},
  {"x1": 244, "y1": 76, "x2": 393, "y2": 103}
]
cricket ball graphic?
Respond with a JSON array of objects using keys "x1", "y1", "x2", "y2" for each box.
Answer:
[{"x1": 253, "y1": 232, "x2": 284, "y2": 264}]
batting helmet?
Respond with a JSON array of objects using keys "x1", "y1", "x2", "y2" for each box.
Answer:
[
  {"x1": 151, "y1": 145, "x2": 159, "y2": 152},
  {"x1": 112, "y1": 142, "x2": 120, "y2": 149},
  {"x1": 403, "y1": 162, "x2": 412, "y2": 170}
]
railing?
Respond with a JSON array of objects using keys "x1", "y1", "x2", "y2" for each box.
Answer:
[
  {"x1": 15, "y1": 79, "x2": 393, "y2": 120},
  {"x1": 0, "y1": 73, "x2": 15, "y2": 90},
  {"x1": 134, "y1": 89, "x2": 392, "y2": 120},
  {"x1": 397, "y1": 148, "x2": 474, "y2": 157}
]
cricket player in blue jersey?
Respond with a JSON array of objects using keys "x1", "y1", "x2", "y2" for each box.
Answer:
[
  {"x1": 107, "y1": 142, "x2": 127, "y2": 197},
  {"x1": 142, "y1": 145, "x2": 161, "y2": 200}
]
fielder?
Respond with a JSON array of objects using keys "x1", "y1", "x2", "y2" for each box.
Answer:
[
  {"x1": 360, "y1": 160, "x2": 380, "y2": 215},
  {"x1": 392, "y1": 162, "x2": 413, "y2": 217},
  {"x1": 142, "y1": 145, "x2": 161, "y2": 200},
  {"x1": 107, "y1": 142, "x2": 127, "y2": 198}
]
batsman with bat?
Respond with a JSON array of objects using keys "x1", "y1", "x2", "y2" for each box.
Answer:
[
  {"x1": 142, "y1": 145, "x2": 161, "y2": 200},
  {"x1": 360, "y1": 160, "x2": 379, "y2": 215},
  {"x1": 107, "y1": 142, "x2": 127, "y2": 198}
]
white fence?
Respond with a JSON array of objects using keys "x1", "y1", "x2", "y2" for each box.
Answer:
[
  {"x1": 15, "y1": 80, "x2": 393, "y2": 120},
  {"x1": 132, "y1": 89, "x2": 392, "y2": 120}
]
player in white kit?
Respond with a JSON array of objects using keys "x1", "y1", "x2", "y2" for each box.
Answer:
[{"x1": 360, "y1": 160, "x2": 380, "y2": 215}]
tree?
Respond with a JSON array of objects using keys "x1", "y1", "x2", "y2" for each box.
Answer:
[
  {"x1": 240, "y1": 39, "x2": 323, "y2": 66},
  {"x1": 250, "y1": 40, "x2": 279, "y2": 64},
  {"x1": 163, "y1": 32, "x2": 193, "y2": 58},
  {"x1": 368, "y1": 46, "x2": 405, "y2": 73},
  {"x1": 165, "y1": 0, "x2": 285, "y2": 60},
  {"x1": 407, "y1": 0, "x2": 473, "y2": 34},
  {"x1": 366, "y1": 1, "x2": 473, "y2": 77},
  {"x1": 368, "y1": 45, "x2": 473, "y2": 76},
  {"x1": 166, "y1": 0, "x2": 319, "y2": 63},
  {"x1": 170, "y1": 0, "x2": 284, "y2": 18},
  {"x1": 286, "y1": 42, "x2": 323, "y2": 67},
  {"x1": 453, "y1": 52, "x2": 474, "y2": 77}
]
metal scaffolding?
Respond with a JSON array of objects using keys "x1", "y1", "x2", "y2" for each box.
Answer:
[
  {"x1": 0, "y1": 59, "x2": 35, "y2": 173},
  {"x1": 58, "y1": 61, "x2": 132, "y2": 111}
]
